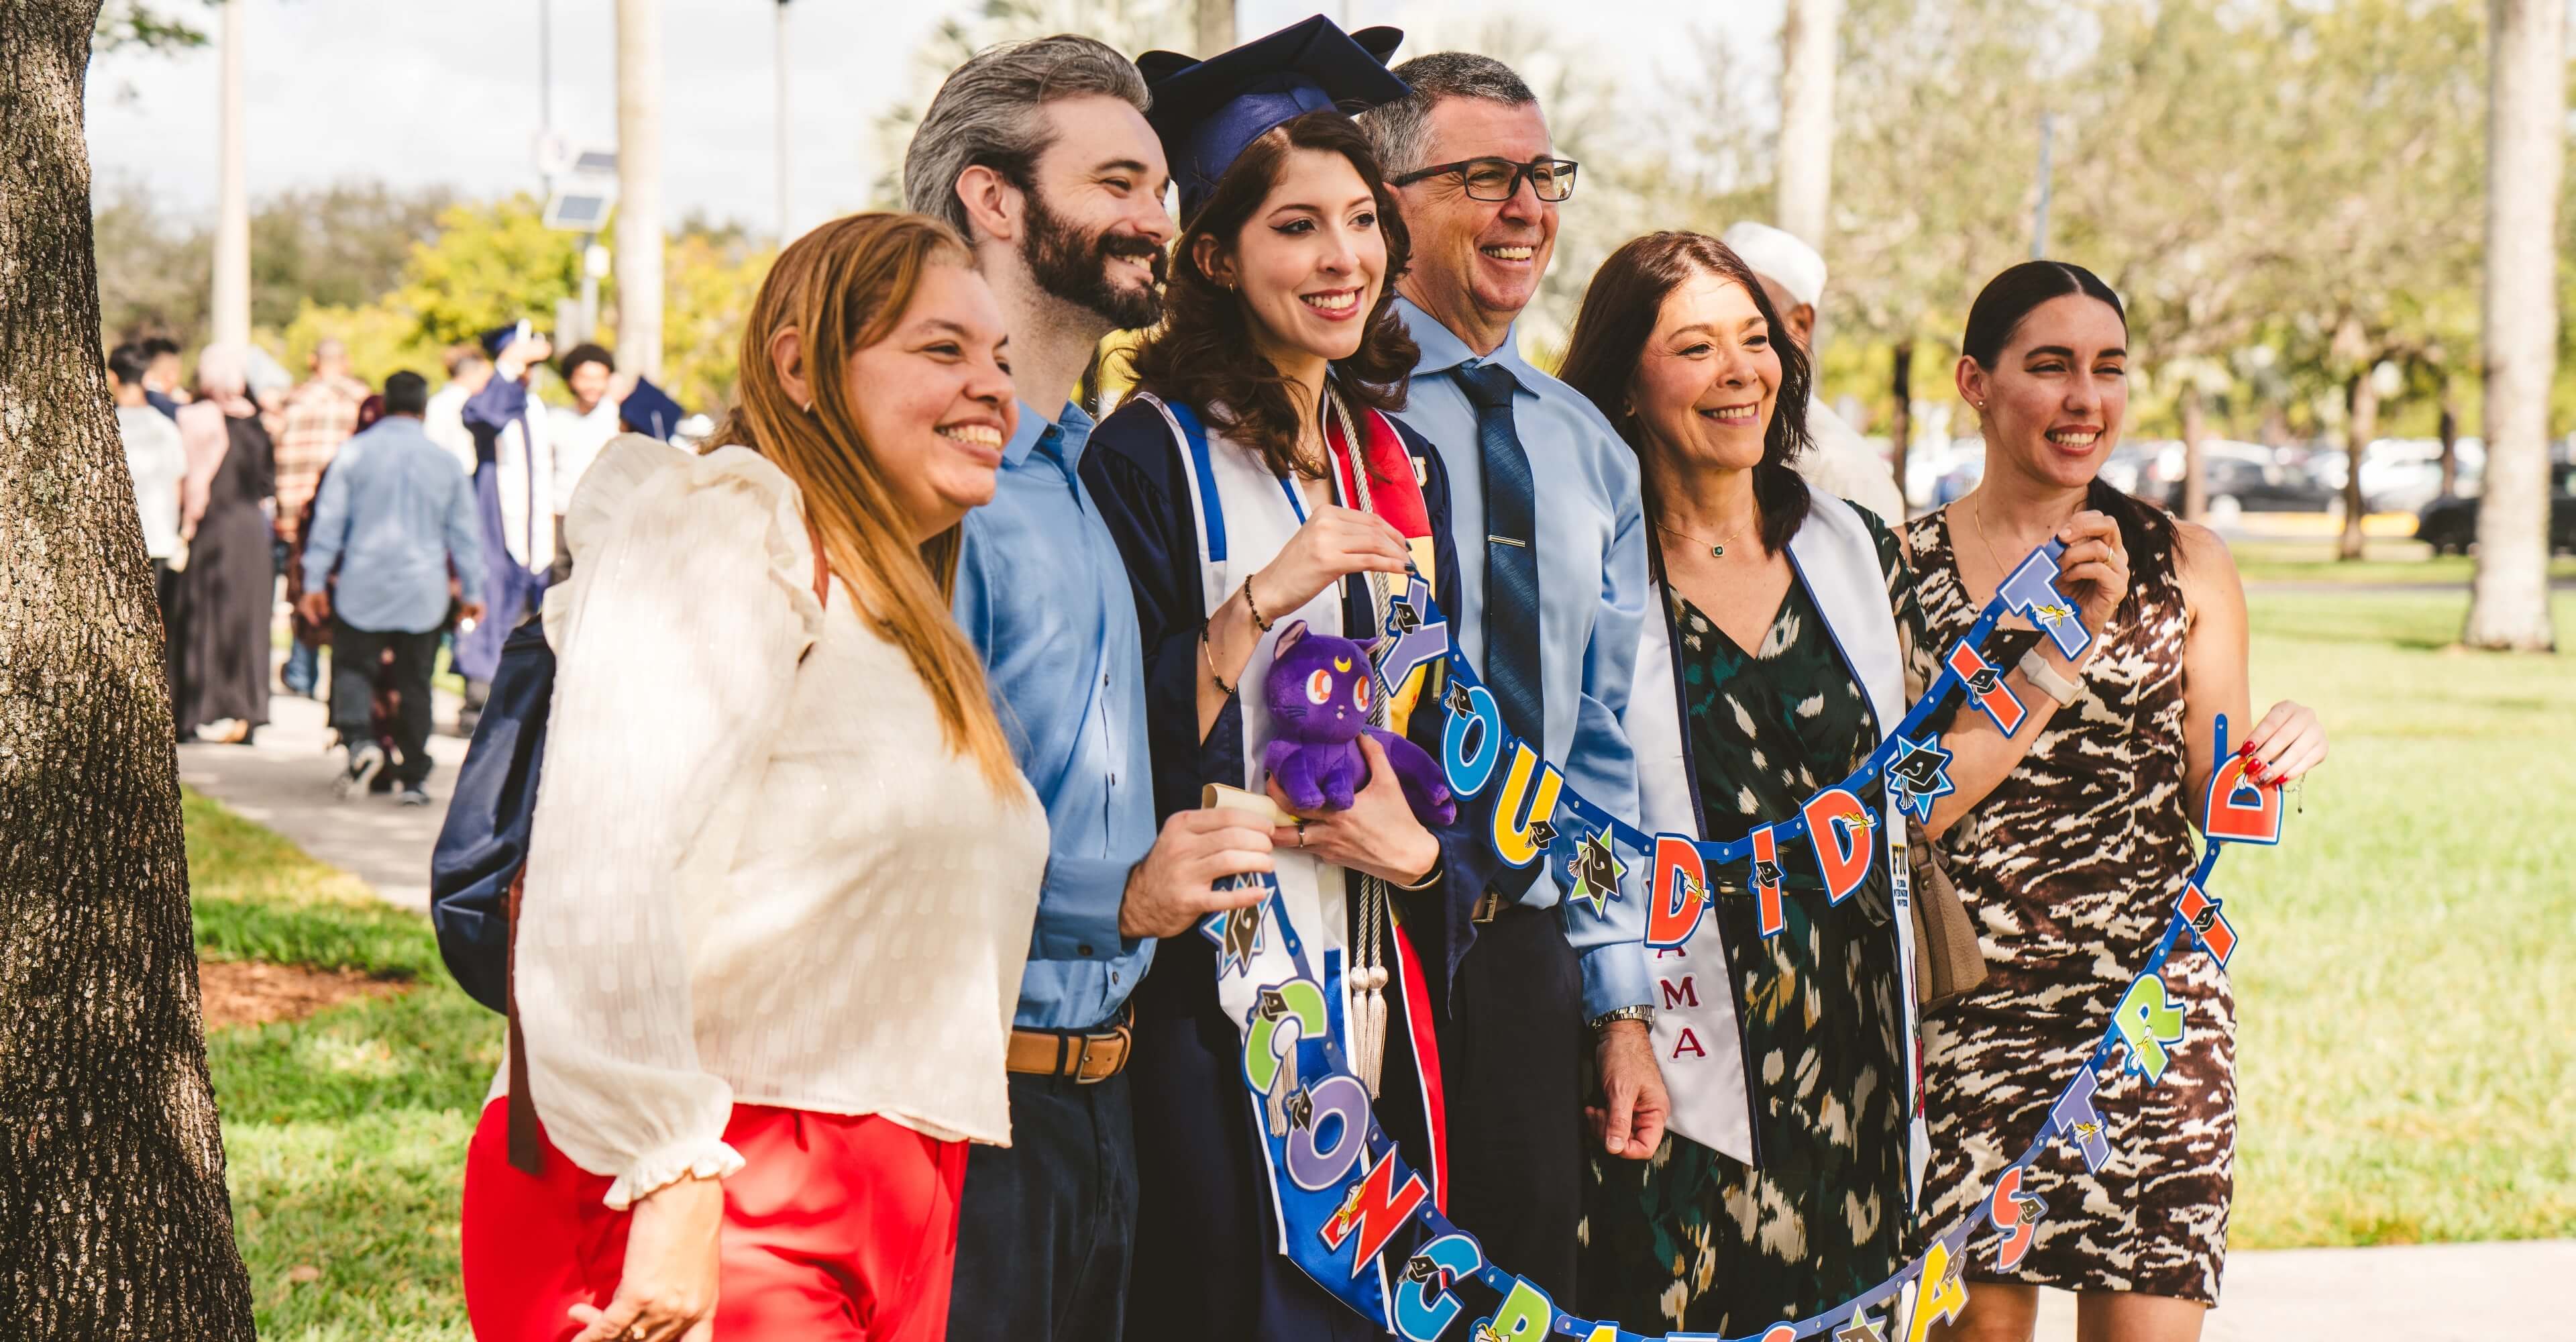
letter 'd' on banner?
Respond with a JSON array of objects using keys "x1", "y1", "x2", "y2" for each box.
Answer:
[
  {"x1": 1802, "y1": 786, "x2": 1875, "y2": 903},
  {"x1": 1646, "y1": 834, "x2": 1709, "y2": 947}
]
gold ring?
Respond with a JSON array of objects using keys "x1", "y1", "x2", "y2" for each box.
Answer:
[
  {"x1": 627, "y1": 1327, "x2": 647, "y2": 1341},
  {"x1": 1296, "y1": 821, "x2": 1308, "y2": 848}
]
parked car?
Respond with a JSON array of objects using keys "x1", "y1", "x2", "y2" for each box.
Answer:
[
  {"x1": 2142, "y1": 440, "x2": 2337, "y2": 518},
  {"x1": 2414, "y1": 462, "x2": 2576, "y2": 555}
]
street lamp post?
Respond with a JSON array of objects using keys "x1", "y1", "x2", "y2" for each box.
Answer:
[
  {"x1": 777, "y1": 0, "x2": 792, "y2": 244},
  {"x1": 211, "y1": 0, "x2": 250, "y2": 352}
]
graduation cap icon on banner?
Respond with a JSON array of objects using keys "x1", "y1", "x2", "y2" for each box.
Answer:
[
  {"x1": 1203, "y1": 901, "x2": 1267, "y2": 978},
  {"x1": 1138, "y1": 16, "x2": 1409, "y2": 221},
  {"x1": 1887, "y1": 733, "x2": 1957, "y2": 824}
]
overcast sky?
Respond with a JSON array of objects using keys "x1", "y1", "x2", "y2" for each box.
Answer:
[{"x1": 84, "y1": 0, "x2": 1780, "y2": 233}]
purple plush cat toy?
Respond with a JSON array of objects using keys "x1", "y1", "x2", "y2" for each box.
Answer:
[{"x1": 1261, "y1": 620, "x2": 1456, "y2": 826}]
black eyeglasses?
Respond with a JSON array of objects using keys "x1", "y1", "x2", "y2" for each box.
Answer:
[{"x1": 1389, "y1": 156, "x2": 1580, "y2": 203}]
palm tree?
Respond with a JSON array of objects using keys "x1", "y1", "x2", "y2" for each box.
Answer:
[
  {"x1": 2463, "y1": 0, "x2": 2563, "y2": 650},
  {"x1": 614, "y1": 0, "x2": 664, "y2": 378},
  {"x1": 1776, "y1": 0, "x2": 1841, "y2": 250}
]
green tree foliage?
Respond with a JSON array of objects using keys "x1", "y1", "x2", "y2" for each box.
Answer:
[{"x1": 390, "y1": 195, "x2": 585, "y2": 352}]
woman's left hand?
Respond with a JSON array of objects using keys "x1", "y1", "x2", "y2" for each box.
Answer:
[
  {"x1": 2239, "y1": 699, "x2": 2327, "y2": 785},
  {"x1": 1269, "y1": 734, "x2": 1440, "y2": 886}
]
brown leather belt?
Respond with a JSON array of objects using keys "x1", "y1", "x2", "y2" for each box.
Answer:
[{"x1": 1006, "y1": 1009, "x2": 1132, "y2": 1083}]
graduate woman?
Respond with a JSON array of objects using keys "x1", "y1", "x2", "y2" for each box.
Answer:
[
  {"x1": 1912, "y1": 262, "x2": 2326, "y2": 1342},
  {"x1": 1079, "y1": 18, "x2": 1466, "y2": 1339},
  {"x1": 1556, "y1": 234, "x2": 2117, "y2": 1334},
  {"x1": 460, "y1": 213, "x2": 1046, "y2": 1341}
]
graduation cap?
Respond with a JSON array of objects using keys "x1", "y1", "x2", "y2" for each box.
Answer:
[
  {"x1": 478, "y1": 320, "x2": 535, "y2": 360},
  {"x1": 619, "y1": 376, "x2": 686, "y2": 441},
  {"x1": 1138, "y1": 16, "x2": 1409, "y2": 221}
]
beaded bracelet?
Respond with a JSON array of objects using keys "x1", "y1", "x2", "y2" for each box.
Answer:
[{"x1": 1242, "y1": 574, "x2": 1275, "y2": 632}]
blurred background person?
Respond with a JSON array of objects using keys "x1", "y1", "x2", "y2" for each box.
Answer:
[
  {"x1": 111, "y1": 340, "x2": 189, "y2": 717},
  {"x1": 172, "y1": 346, "x2": 275, "y2": 745},
  {"x1": 427, "y1": 345, "x2": 494, "y2": 478},
  {"x1": 1721, "y1": 221, "x2": 1906, "y2": 526},
  {"x1": 274, "y1": 338, "x2": 369, "y2": 696},
  {"x1": 140, "y1": 336, "x2": 188, "y2": 421},
  {"x1": 549, "y1": 342, "x2": 629, "y2": 581},
  {"x1": 299, "y1": 371, "x2": 483, "y2": 807},
  {"x1": 456, "y1": 323, "x2": 555, "y2": 735}
]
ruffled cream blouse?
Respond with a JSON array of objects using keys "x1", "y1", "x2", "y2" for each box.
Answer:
[{"x1": 508, "y1": 435, "x2": 1046, "y2": 1208}]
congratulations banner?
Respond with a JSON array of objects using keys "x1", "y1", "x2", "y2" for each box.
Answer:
[{"x1": 1201, "y1": 537, "x2": 2286, "y2": 1340}]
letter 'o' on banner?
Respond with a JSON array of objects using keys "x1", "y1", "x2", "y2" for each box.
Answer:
[
  {"x1": 1646, "y1": 834, "x2": 1709, "y2": 948},
  {"x1": 1285, "y1": 1074, "x2": 1371, "y2": 1191},
  {"x1": 1801, "y1": 786, "x2": 1874, "y2": 902},
  {"x1": 1489, "y1": 743, "x2": 1564, "y2": 869},
  {"x1": 1442, "y1": 683, "x2": 1505, "y2": 797}
]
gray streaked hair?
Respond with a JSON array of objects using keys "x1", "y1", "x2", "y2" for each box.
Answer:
[
  {"x1": 902, "y1": 34, "x2": 1150, "y2": 242},
  {"x1": 1358, "y1": 52, "x2": 1540, "y2": 178}
]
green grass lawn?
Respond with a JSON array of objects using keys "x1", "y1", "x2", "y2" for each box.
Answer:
[
  {"x1": 2230, "y1": 538, "x2": 2576, "y2": 587},
  {"x1": 2229, "y1": 590, "x2": 2576, "y2": 1247},
  {"x1": 186, "y1": 588, "x2": 2572, "y2": 1336},
  {"x1": 191, "y1": 790, "x2": 496, "y2": 1341}
]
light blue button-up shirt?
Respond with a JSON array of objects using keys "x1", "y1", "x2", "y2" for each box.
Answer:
[
  {"x1": 1392, "y1": 297, "x2": 1653, "y2": 1018},
  {"x1": 955, "y1": 401, "x2": 1157, "y2": 1031},
  {"x1": 301, "y1": 416, "x2": 484, "y2": 634}
]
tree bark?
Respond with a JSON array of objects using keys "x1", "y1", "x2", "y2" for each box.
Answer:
[
  {"x1": 0, "y1": 3, "x2": 258, "y2": 1335},
  {"x1": 1889, "y1": 339, "x2": 1913, "y2": 513},
  {"x1": 2465, "y1": 0, "x2": 2562, "y2": 650},
  {"x1": 2341, "y1": 370, "x2": 2375, "y2": 561},
  {"x1": 2178, "y1": 381, "x2": 2208, "y2": 522},
  {"x1": 614, "y1": 0, "x2": 665, "y2": 378},
  {"x1": 1777, "y1": 0, "x2": 1841, "y2": 249}
]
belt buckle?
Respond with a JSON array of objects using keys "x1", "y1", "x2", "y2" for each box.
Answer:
[
  {"x1": 1472, "y1": 890, "x2": 1505, "y2": 923},
  {"x1": 1068, "y1": 1032, "x2": 1101, "y2": 1084}
]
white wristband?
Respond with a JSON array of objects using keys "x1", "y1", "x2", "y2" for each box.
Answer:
[{"x1": 2018, "y1": 648, "x2": 2082, "y2": 707}]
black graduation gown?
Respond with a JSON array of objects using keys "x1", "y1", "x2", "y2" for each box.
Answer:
[
  {"x1": 176, "y1": 411, "x2": 276, "y2": 737},
  {"x1": 1081, "y1": 397, "x2": 1469, "y2": 1342}
]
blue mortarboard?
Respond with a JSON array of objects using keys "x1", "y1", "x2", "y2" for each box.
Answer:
[
  {"x1": 478, "y1": 319, "x2": 534, "y2": 360},
  {"x1": 1139, "y1": 16, "x2": 1407, "y2": 221},
  {"x1": 619, "y1": 376, "x2": 685, "y2": 441}
]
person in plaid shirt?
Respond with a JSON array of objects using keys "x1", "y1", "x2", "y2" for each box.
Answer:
[{"x1": 276, "y1": 338, "x2": 369, "y2": 695}]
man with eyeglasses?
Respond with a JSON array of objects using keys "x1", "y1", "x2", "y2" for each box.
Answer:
[{"x1": 1360, "y1": 52, "x2": 1668, "y2": 1300}]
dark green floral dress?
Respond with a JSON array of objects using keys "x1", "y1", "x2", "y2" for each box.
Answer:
[{"x1": 1578, "y1": 512, "x2": 1922, "y2": 1335}]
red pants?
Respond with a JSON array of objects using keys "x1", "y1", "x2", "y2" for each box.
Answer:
[{"x1": 462, "y1": 1098, "x2": 968, "y2": 1341}]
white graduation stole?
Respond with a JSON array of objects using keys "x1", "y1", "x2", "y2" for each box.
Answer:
[{"x1": 1631, "y1": 492, "x2": 1916, "y2": 1179}]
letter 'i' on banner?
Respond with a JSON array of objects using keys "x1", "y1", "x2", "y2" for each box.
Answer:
[
  {"x1": 1645, "y1": 834, "x2": 1709, "y2": 947},
  {"x1": 2049, "y1": 1068, "x2": 2112, "y2": 1172},
  {"x1": 2110, "y1": 974, "x2": 2187, "y2": 1085},
  {"x1": 1802, "y1": 786, "x2": 1875, "y2": 903},
  {"x1": 1750, "y1": 825, "x2": 1786, "y2": 938},
  {"x1": 1945, "y1": 640, "x2": 2027, "y2": 735},
  {"x1": 1392, "y1": 1233, "x2": 1484, "y2": 1342},
  {"x1": 2176, "y1": 882, "x2": 2236, "y2": 968},
  {"x1": 1985, "y1": 1164, "x2": 2048, "y2": 1272}
]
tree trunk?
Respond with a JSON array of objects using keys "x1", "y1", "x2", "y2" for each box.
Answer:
[
  {"x1": 2179, "y1": 382, "x2": 2208, "y2": 522},
  {"x1": 0, "y1": 3, "x2": 258, "y2": 1335},
  {"x1": 1776, "y1": 0, "x2": 1841, "y2": 248},
  {"x1": 2465, "y1": 0, "x2": 2563, "y2": 650},
  {"x1": 614, "y1": 0, "x2": 664, "y2": 378},
  {"x1": 1889, "y1": 339, "x2": 1913, "y2": 513},
  {"x1": 1194, "y1": 0, "x2": 1234, "y2": 56},
  {"x1": 2437, "y1": 386, "x2": 2460, "y2": 499},
  {"x1": 2341, "y1": 369, "x2": 2375, "y2": 561}
]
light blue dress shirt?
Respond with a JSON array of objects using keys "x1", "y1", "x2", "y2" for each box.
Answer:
[
  {"x1": 955, "y1": 401, "x2": 1157, "y2": 1031},
  {"x1": 1392, "y1": 297, "x2": 1654, "y2": 1018},
  {"x1": 301, "y1": 416, "x2": 484, "y2": 634}
]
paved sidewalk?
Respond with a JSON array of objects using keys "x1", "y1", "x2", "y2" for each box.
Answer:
[
  {"x1": 2031, "y1": 1237, "x2": 2571, "y2": 1339},
  {"x1": 176, "y1": 686, "x2": 468, "y2": 912}
]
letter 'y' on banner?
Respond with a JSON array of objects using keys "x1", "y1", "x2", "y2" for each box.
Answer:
[
  {"x1": 1750, "y1": 825, "x2": 1786, "y2": 938},
  {"x1": 2049, "y1": 1068, "x2": 2112, "y2": 1172}
]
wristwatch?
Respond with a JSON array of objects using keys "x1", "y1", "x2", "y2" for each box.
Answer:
[
  {"x1": 2018, "y1": 648, "x2": 2083, "y2": 707},
  {"x1": 1589, "y1": 1004, "x2": 1654, "y2": 1031}
]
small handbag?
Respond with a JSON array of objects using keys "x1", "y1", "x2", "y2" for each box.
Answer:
[{"x1": 1907, "y1": 819, "x2": 1989, "y2": 1011}]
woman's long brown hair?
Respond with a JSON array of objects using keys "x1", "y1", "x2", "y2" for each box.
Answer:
[{"x1": 706, "y1": 212, "x2": 1020, "y2": 793}]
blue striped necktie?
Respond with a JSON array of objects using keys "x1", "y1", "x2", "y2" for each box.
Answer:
[{"x1": 1453, "y1": 357, "x2": 1546, "y2": 780}]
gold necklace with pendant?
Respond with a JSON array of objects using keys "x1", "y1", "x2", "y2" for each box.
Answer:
[{"x1": 1656, "y1": 513, "x2": 1758, "y2": 559}]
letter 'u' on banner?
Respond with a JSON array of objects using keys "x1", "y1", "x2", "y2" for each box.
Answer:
[
  {"x1": 1801, "y1": 786, "x2": 1874, "y2": 902},
  {"x1": 1750, "y1": 825, "x2": 1786, "y2": 938},
  {"x1": 1489, "y1": 742, "x2": 1564, "y2": 869},
  {"x1": 1646, "y1": 834, "x2": 1708, "y2": 947}
]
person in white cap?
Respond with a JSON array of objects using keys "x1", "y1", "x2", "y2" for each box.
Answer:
[{"x1": 1721, "y1": 221, "x2": 1907, "y2": 525}]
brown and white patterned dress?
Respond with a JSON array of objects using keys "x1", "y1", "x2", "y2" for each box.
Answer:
[{"x1": 1904, "y1": 508, "x2": 2233, "y2": 1304}]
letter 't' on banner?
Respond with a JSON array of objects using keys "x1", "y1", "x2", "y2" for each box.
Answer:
[
  {"x1": 2048, "y1": 1069, "x2": 2112, "y2": 1172},
  {"x1": 1998, "y1": 544, "x2": 2094, "y2": 660}
]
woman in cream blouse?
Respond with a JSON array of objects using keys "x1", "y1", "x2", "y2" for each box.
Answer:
[{"x1": 460, "y1": 213, "x2": 1046, "y2": 1342}]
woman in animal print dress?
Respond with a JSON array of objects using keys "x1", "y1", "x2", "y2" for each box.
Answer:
[{"x1": 1911, "y1": 262, "x2": 2328, "y2": 1342}]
